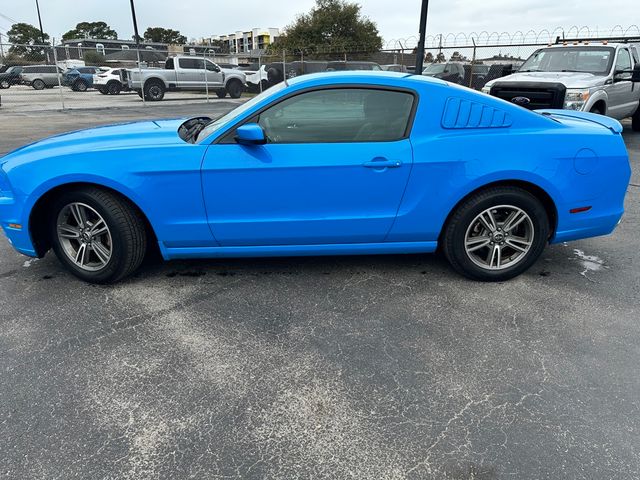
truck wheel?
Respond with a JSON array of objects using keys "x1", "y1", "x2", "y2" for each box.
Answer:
[
  {"x1": 215, "y1": 89, "x2": 227, "y2": 99},
  {"x1": 107, "y1": 81, "x2": 121, "y2": 95},
  {"x1": 32, "y1": 79, "x2": 46, "y2": 90},
  {"x1": 144, "y1": 80, "x2": 165, "y2": 101},
  {"x1": 590, "y1": 105, "x2": 603, "y2": 115},
  {"x1": 226, "y1": 79, "x2": 243, "y2": 99},
  {"x1": 632, "y1": 107, "x2": 640, "y2": 132}
]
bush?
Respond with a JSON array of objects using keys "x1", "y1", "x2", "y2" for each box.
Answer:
[{"x1": 83, "y1": 51, "x2": 106, "y2": 65}]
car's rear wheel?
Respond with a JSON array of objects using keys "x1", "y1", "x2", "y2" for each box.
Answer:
[
  {"x1": 107, "y1": 81, "x2": 121, "y2": 95},
  {"x1": 143, "y1": 80, "x2": 165, "y2": 101},
  {"x1": 50, "y1": 188, "x2": 147, "y2": 284},
  {"x1": 215, "y1": 89, "x2": 227, "y2": 99},
  {"x1": 632, "y1": 106, "x2": 640, "y2": 132},
  {"x1": 98, "y1": 87, "x2": 108, "y2": 95},
  {"x1": 74, "y1": 80, "x2": 88, "y2": 92},
  {"x1": 442, "y1": 187, "x2": 549, "y2": 282},
  {"x1": 226, "y1": 79, "x2": 243, "y2": 99},
  {"x1": 32, "y1": 79, "x2": 46, "y2": 90},
  {"x1": 0, "y1": 79, "x2": 11, "y2": 89}
]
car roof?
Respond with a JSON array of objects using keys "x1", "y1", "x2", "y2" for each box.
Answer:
[{"x1": 286, "y1": 70, "x2": 449, "y2": 88}]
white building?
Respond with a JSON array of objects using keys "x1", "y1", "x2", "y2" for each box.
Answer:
[{"x1": 211, "y1": 28, "x2": 281, "y2": 54}]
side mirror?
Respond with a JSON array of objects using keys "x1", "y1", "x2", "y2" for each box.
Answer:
[
  {"x1": 632, "y1": 64, "x2": 640, "y2": 83},
  {"x1": 235, "y1": 124, "x2": 266, "y2": 146},
  {"x1": 614, "y1": 69, "x2": 632, "y2": 82}
]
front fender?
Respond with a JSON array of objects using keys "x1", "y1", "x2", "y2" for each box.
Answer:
[{"x1": 584, "y1": 89, "x2": 609, "y2": 113}]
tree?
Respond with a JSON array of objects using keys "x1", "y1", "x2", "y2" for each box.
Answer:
[
  {"x1": 62, "y1": 22, "x2": 118, "y2": 41},
  {"x1": 83, "y1": 50, "x2": 106, "y2": 65},
  {"x1": 273, "y1": 0, "x2": 383, "y2": 53},
  {"x1": 7, "y1": 23, "x2": 50, "y2": 59},
  {"x1": 143, "y1": 27, "x2": 187, "y2": 45}
]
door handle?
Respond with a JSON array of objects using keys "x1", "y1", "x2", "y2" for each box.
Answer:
[{"x1": 363, "y1": 158, "x2": 402, "y2": 169}]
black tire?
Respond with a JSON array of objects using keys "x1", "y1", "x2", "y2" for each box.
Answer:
[
  {"x1": 49, "y1": 187, "x2": 147, "y2": 284},
  {"x1": 226, "y1": 79, "x2": 243, "y2": 99},
  {"x1": 442, "y1": 187, "x2": 550, "y2": 282},
  {"x1": 98, "y1": 87, "x2": 108, "y2": 95},
  {"x1": 632, "y1": 107, "x2": 640, "y2": 132},
  {"x1": 74, "y1": 80, "x2": 88, "y2": 92},
  {"x1": 143, "y1": 80, "x2": 165, "y2": 101},
  {"x1": 215, "y1": 89, "x2": 227, "y2": 99},
  {"x1": 0, "y1": 80, "x2": 10, "y2": 89},
  {"x1": 590, "y1": 105, "x2": 603, "y2": 115},
  {"x1": 32, "y1": 79, "x2": 46, "y2": 90},
  {"x1": 107, "y1": 81, "x2": 121, "y2": 95}
]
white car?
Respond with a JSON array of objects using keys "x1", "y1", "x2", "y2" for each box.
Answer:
[{"x1": 93, "y1": 68, "x2": 129, "y2": 95}]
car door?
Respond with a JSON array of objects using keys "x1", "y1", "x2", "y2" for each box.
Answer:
[
  {"x1": 177, "y1": 58, "x2": 202, "y2": 89},
  {"x1": 204, "y1": 59, "x2": 224, "y2": 88},
  {"x1": 607, "y1": 48, "x2": 635, "y2": 119},
  {"x1": 201, "y1": 87, "x2": 416, "y2": 246}
]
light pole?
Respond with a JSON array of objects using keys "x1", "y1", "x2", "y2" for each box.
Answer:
[
  {"x1": 129, "y1": 0, "x2": 145, "y2": 104},
  {"x1": 414, "y1": 0, "x2": 429, "y2": 74}
]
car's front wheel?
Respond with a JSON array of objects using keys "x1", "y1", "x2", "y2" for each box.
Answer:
[
  {"x1": 50, "y1": 188, "x2": 147, "y2": 284},
  {"x1": 442, "y1": 187, "x2": 549, "y2": 282},
  {"x1": 226, "y1": 79, "x2": 243, "y2": 99}
]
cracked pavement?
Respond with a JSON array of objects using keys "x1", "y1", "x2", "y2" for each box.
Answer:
[{"x1": 0, "y1": 104, "x2": 639, "y2": 479}]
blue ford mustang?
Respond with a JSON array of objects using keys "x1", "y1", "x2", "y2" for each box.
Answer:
[{"x1": 0, "y1": 72, "x2": 631, "y2": 283}]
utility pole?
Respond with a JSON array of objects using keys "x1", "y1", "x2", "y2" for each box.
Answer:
[
  {"x1": 0, "y1": 33, "x2": 5, "y2": 60},
  {"x1": 414, "y1": 0, "x2": 430, "y2": 74},
  {"x1": 35, "y1": 0, "x2": 46, "y2": 44}
]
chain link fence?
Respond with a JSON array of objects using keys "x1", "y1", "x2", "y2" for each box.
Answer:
[{"x1": 0, "y1": 35, "x2": 637, "y2": 112}]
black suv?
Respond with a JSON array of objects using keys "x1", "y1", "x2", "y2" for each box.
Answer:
[
  {"x1": 0, "y1": 66, "x2": 24, "y2": 89},
  {"x1": 265, "y1": 61, "x2": 329, "y2": 85},
  {"x1": 325, "y1": 61, "x2": 383, "y2": 71},
  {"x1": 422, "y1": 62, "x2": 465, "y2": 84}
]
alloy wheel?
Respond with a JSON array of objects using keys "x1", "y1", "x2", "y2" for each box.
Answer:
[
  {"x1": 56, "y1": 202, "x2": 113, "y2": 271},
  {"x1": 464, "y1": 205, "x2": 534, "y2": 271}
]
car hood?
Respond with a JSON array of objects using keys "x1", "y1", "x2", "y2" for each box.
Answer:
[
  {"x1": 487, "y1": 71, "x2": 607, "y2": 88},
  {"x1": 1, "y1": 118, "x2": 188, "y2": 166}
]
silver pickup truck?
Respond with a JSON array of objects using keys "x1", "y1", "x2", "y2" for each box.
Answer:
[
  {"x1": 483, "y1": 42, "x2": 640, "y2": 131},
  {"x1": 123, "y1": 56, "x2": 247, "y2": 101}
]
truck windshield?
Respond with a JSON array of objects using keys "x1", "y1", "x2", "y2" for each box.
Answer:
[
  {"x1": 519, "y1": 47, "x2": 614, "y2": 74},
  {"x1": 197, "y1": 82, "x2": 287, "y2": 143}
]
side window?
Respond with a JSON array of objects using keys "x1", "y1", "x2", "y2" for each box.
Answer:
[
  {"x1": 632, "y1": 46, "x2": 639, "y2": 64},
  {"x1": 256, "y1": 88, "x2": 414, "y2": 144},
  {"x1": 615, "y1": 49, "x2": 632, "y2": 73},
  {"x1": 205, "y1": 60, "x2": 219, "y2": 72},
  {"x1": 179, "y1": 58, "x2": 203, "y2": 70},
  {"x1": 166, "y1": 58, "x2": 174, "y2": 70}
]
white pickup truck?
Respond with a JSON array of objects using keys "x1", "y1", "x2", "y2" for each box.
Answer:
[
  {"x1": 483, "y1": 42, "x2": 640, "y2": 131},
  {"x1": 123, "y1": 56, "x2": 247, "y2": 101}
]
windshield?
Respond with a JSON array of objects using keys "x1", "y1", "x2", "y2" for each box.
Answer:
[
  {"x1": 423, "y1": 64, "x2": 446, "y2": 75},
  {"x1": 196, "y1": 82, "x2": 287, "y2": 143},
  {"x1": 519, "y1": 47, "x2": 614, "y2": 74}
]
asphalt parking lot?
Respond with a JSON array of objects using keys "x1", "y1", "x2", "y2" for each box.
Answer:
[
  {"x1": 0, "y1": 85, "x2": 237, "y2": 113},
  {"x1": 1, "y1": 103, "x2": 639, "y2": 479}
]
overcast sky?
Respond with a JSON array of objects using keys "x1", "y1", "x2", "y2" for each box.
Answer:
[{"x1": 0, "y1": 0, "x2": 636, "y2": 44}]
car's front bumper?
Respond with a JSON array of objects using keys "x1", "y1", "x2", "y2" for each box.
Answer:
[{"x1": 0, "y1": 196, "x2": 37, "y2": 257}]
